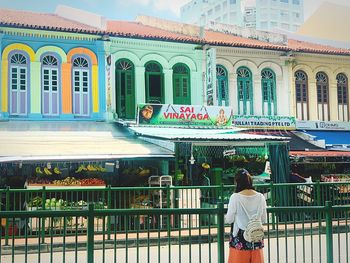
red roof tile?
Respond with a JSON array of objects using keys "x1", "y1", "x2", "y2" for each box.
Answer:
[
  {"x1": 0, "y1": 8, "x2": 102, "y2": 34},
  {"x1": 204, "y1": 30, "x2": 289, "y2": 51},
  {"x1": 1, "y1": 8, "x2": 350, "y2": 56},
  {"x1": 288, "y1": 39, "x2": 350, "y2": 55},
  {"x1": 106, "y1": 21, "x2": 201, "y2": 43}
]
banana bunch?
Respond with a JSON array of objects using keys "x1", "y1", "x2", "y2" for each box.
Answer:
[
  {"x1": 54, "y1": 167, "x2": 62, "y2": 175},
  {"x1": 87, "y1": 164, "x2": 97, "y2": 172},
  {"x1": 75, "y1": 164, "x2": 87, "y2": 173},
  {"x1": 36, "y1": 167, "x2": 43, "y2": 174},
  {"x1": 44, "y1": 167, "x2": 52, "y2": 175}
]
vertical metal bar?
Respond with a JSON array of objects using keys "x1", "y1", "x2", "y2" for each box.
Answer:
[
  {"x1": 107, "y1": 185, "x2": 112, "y2": 240},
  {"x1": 270, "y1": 182, "x2": 276, "y2": 230},
  {"x1": 41, "y1": 186, "x2": 46, "y2": 244},
  {"x1": 316, "y1": 181, "x2": 321, "y2": 206},
  {"x1": 217, "y1": 202, "x2": 225, "y2": 263},
  {"x1": 325, "y1": 201, "x2": 333, "y2": 263},
  {"x1": 5, "y1": 187, "x2": 10, "y2": 246},
  {"x1": 87, "y1": 203, "x2": 95, "y2": 263}
]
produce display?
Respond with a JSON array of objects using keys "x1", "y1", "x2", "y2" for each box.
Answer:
[{"x1": 27, "y1": 177, "x2": 105, "y2": 186}]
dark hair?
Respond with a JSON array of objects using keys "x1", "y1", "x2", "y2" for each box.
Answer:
[{"x1": 235, "y1": 169, "x2": 254, "y2": 193}]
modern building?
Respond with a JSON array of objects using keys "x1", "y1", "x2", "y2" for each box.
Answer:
[{"x1": 180, "y1": 0, "x2": 304, "y2": 32}]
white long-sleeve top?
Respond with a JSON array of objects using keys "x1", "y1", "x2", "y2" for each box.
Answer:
[{"x1": 225, "y1": 192, "x2": 267, "y2": 236}]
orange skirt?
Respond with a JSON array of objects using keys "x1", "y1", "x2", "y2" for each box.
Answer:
[{"x1": 228, "y1": 247, "x2": 264, "y2": 263}]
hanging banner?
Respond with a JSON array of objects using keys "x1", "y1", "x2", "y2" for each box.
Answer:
[
  {"x1": 137, "y1": 104, "x2": 233, "y2": 128},
  {"x1": 233, "y1": 115, "x2": 296, "y2": 130},
  {"x1": 206, "y1": 48, "x2": 216, "y2": 106}
]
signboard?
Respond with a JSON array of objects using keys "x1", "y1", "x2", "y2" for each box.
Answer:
[
  {"x1": 137, "y1": 104, "x2": 233, "y2": 128},
  {"x1": 206, "y1": 48, "x2": 216, "y2": 106},
  {"x1": 296, "y1": 120, "x2": 350, "y2": 131},
  {"x1": 233, "y1": 115, "x2": 296, "y2": 130},
  {"x1": 105, "y1": 55, "x2": 112, "y2": 111}
]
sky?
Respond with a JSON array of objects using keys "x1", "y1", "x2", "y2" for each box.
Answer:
[{"x1": 0, "y1": 0, "x2": 349, "y2": 22}]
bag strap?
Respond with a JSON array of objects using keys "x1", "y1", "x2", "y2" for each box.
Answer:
[{"x1": 238, "y1": 196, "x2": 261, "y2": 220}]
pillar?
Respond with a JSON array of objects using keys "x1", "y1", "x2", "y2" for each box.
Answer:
[
  {"x1": 30, "y1": 61, "x2": 41, "y2": 117},
  {"x1": 135, "y1": 66, "x2": 146, "y2": 104},
  {"x1": 163, "y1": 69, "x2": 173, "y2": 104}
]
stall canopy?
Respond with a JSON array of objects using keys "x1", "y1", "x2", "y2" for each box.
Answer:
[
  {"x1": 129, "y1": 126, "x2": 287, "y2": 145},
  {"x1": 245, "y1": 130, "x2": 323, "y2": 151},
  {"x1": 0, "y1": 122, "x2": 174, "y2": 162}
]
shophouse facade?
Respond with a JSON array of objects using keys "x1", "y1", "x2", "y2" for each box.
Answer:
[
  {"x1": 105, "y1": 18, "x2": 203, "y2": 120},
  {"x1": 0, "y1": 9, "x2": 107, "y2": 121}
]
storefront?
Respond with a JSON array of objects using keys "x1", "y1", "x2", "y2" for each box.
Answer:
[
  {"x1": 0, "y1": 121, "x2": 174, "y2": 188},
  {"x1": 130, "y1": 104, "x2": 289, "y2": 186}
]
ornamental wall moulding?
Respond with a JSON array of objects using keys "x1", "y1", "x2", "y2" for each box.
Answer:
[
  {"x1": 216, "y1": 47, "x2": 284, "y2": 57},
  {"x1": 2, "y1": 30, "x2": 97, "y2": 42},
  {"x1": 111, "y1": 38, "x2": 192, "y2": 51},
  {"x1": 294, "y1": 52, "x2": 350, "y2": 62}
]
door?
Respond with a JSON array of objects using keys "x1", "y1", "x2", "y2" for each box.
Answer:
[
  {"x1": 261, "y1": 69, "x2": 276, "y2": 116},
  {"x1": 145, "y1": 62, "x2": 164, "y2": 104},
  {"x1": 237, "y1": 67, "x2": 253, "y2": 115},
  {"x1": 42, "y1": 68, "x2": 59, "y2": 116},
  {"x1": 10, "y1": 65, "x2": 27, "y2": 116},
  {"x1": 216, "y1": 65, "x2": 228, "y2": 106},
  {"x1": 73, "y1": 69, "x2": 89, "y2": 116},
  {"x1": 116, "y1": 60, "x2": 135, "y2": 119}
]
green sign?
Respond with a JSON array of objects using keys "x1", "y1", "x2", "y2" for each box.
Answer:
[{"x1": 137, "y1": 104, "x2": 233, "y2": 128}]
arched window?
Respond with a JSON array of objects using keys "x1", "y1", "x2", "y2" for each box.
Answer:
[
  {"x1": 316, "y1": 72, "x2": 329, "y2": 121},
  {"x1": 9, "y1": 53, "x2": 29, "y2": 116},
  {"x1": 295, "y1": 70, "x2": 308, "y2": 120},
  {"x1": 42, "y1": 54, "x2": 60, "y2": 116},
  {"x1": 237, "y1": 67, "x2": 253, "y2": 115},
  {"x1": 216, "y1": 65, "x2": 229, "y2": 106},
  {"x1": 173, "y1": 63, "x2": 191, "y2": 105},
  {"x1": 337, "y1": 73, "x2": 349, "y2": 121},
  {"x1": 261, "y1": 69, "x2": 276, "y2": 115},
  {"x1": 145, "y1": 61, "x2": 164, "y2": 104},
  {"x1": 116, "y1": 59, "x2": 135, "y2": 119},
  {"x1": 72, "y1": 56, "x2": 90, "y2": 117}
]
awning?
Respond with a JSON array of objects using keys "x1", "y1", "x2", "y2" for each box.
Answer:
[
  {"x1": 129, "y1": 126, "x2": 287, "y2": 146},
  {"x1": 303, "y1": 131, "x2": 350, "y2": 147},
  {"x1": 244, "y1": 130, "x2": 323, "y2": 151},
  {"x1": 0, "y1": 122, "x2": 174, "y2": 162},
  {"x1": 290, "y1": 151, "x2": 350, "y2": 157}
]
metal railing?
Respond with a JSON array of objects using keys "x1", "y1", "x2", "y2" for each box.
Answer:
[{"x1": 1, "y1": 202, "x2": 349, "y2": 263}]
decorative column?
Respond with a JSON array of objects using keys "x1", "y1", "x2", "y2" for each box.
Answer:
[
  {"x1": 163, "y1": 69, "x2": 173, "y2": 104},
  {"x1": 254, "y1": 74, "x2": 262, "y2": 116},
  {"x1": 276, "y1": 75, "x2": 287, "y2": 116},
  {"x1": 309, "y1": 80, "x2": 318, "y2": 120},
  {"x1": 329, "y1": 79, "x2": 338, "y2": 121},
  {"x1": 61, "y1": 62, "x2": 73, "y2": 118},
  {"x1": 190, "y1": 70, "x2": 201, "y2": 105},
  {"x1": 0, "y1": 34, "x2": 2, "y2": 118},
  {"x1": 135, "y1": 66, "x2": 146, "y2": 104},
  {"x1": 94, "y1": 40, "x2": 107, "y2": 120},
  {"x1": 30, "y1": 61, "x2": 42, "y2": 119},
  {"x1": 229, "y1": 72, "x2": 237, "y2": 113}
]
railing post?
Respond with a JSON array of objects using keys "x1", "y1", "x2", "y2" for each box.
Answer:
[
  {"x1": 217, "y1": 202, "x2": 225, "y2": 263},
  {"x1": 325, "y1": 201, "x2": 333, "y2": 263},
  {"x1": 107, "y1": 185, "x2": 111, "y2": 240},
  {"x1": 41, "y1": 186, "x2": 46, "y2": 244},
  {"x1": 5, "y1": 186, "x2": 10, "y2": 246},
  {"x1": 270, "y1": 182, "x2": 276, "y2": 230},
  {"x1": 87, "y1": 203, "x2": 95, "y2": 263},
  {"x1": 316, "y1": 181, "x2": 321, "y2": 206}
]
